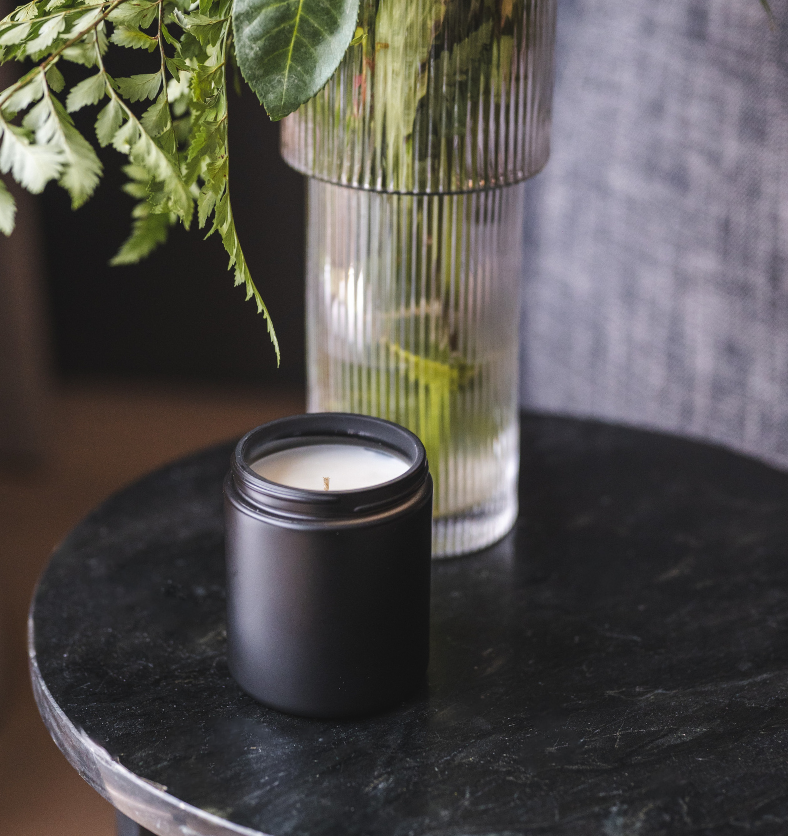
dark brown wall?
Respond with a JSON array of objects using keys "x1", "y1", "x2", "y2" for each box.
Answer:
[{"x1": 42, "y1": 81, "x2": 306, "y2": 386}]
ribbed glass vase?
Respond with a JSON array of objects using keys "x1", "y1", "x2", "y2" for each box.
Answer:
[
  {"x1": 306, "y1": 179, "x2": 526, "y2": 557},
  {"x1": 281, "y1": 0, "x2": 556, "y2": 194}
]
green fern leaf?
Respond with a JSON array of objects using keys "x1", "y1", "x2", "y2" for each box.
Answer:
[
  {"x1": 110, "y1": 112, "x2": 137, "y2": 151},
  {"x1": 107, "y1": 1, "x2": 158, "y2": 30},
  {"x1": 26, "y1": 14, "x2": 66, "y2": 53},
  {"x1": 197, "y1": 179, "x2": 217, "y2": 227},
  {"x1": 140, "y1": 90, "x2": 170, "y2": 137},
  {"x1": 0, "y1": 121, "x2": 62, "y2": 192},
  {"x1": 95, "y1": 96, "x2": 123, "y2": 145},
  {"x1": 0, "y1": 177, "x2": 16, "y2": 235},
  {"x1": 109, "y1": 112, "x2": 191, "y2": 222},
  {"x1": 45, "y1": 63, "x2": 65, "y2": 92},
  {"x1": 0, "y1": 22, "x2": 33, "y2": 48},
  {"x1": 211, "y1": 189, "x2": 280, "y2": 363},
  {"x1": 184, "y1": 13, "x2": 226, "y2": 47},
  {"x1": 0, "y1": 0, "x2": 278, "y2": 361},
  {"x1": 66, "y1": 71, "x2": 107, "y2": 112},
  {"x1": 155, "y1": 124, "x2": 177, "y2": 157},
  {"x1": 24, "y1": 94, "x2": 101, "y2": 207},
  {"x1": 110, "y1": 25, "x2": 158, "y2": 51},
  {"x1": 111, "y1": 207, "x2": 173, "y2": 264},
  {"x1": 1, "y1": 75, "x2": 44, "y2": 118},
  {"x1": 51, "y1": 99, "x2": 102, "y2": 206},
  {"x1": 132, "y1": 130, "x2": 191, "y2": 220},
  {"x1": 114, "y1": 72, "x2": 162, "y2": 102},
  {"x1": 160, "y1": 23, "x2": 179, "y2": 49},
  {"x1": 164, "y1": 56, "x2": 189, "y2": 79}
]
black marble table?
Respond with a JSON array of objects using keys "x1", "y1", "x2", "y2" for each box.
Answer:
[{"x1": 30, "y1": 414, "x2": 788, "y2": 836}]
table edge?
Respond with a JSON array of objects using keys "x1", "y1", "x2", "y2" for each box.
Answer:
[{"x1": 27, "y1": 609, "x2": 269, "y2": 836}]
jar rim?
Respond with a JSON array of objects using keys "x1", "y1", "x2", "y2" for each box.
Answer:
[{"x1": 229, "y1": 413, "x2": 430, "y2": 520}]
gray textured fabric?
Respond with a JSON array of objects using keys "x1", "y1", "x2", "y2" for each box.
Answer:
[{"x1": 519, "y1": 0, "x2": 788, "y2": 470}]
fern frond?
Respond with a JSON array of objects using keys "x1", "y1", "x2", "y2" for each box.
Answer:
[
  {"x1": 0, "y1": 0, "x2": 280, "y2": 362},
  {"x1": 0, "y1": 177, "x2": 16, "y2": 234}
]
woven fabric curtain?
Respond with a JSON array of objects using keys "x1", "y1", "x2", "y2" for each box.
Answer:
[{"x1": 519, "y1": 0, "x2": 788, "y2": 470}]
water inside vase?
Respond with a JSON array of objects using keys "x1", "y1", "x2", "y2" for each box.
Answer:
[{"x1": 306, "y1": 180, "x2": 526, "y2": 557}]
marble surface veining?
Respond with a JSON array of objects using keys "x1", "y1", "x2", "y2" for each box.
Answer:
[{"x1": 30, "y1": 415, "x2": 788, "y2": 835}]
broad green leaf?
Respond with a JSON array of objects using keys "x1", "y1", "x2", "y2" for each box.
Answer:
[
  {"x1": 233, "y1": 0, "x2": 360, "y2": 120},
  {"x1": 110, "y1": 25, "x2": 158, "y2": 51},
  {"x1": 0, "y1": 122, "x2": 62, "y2": 191},
  {"x1": 114, "y1": 72, "x2": 162, "y2": 102},
  {"x1": 95, "y1": 96, "x2": 123, "y2": 145},
  {"x1": 140, "y1": 91, "x2": 170, "y2": 136},
  {"x1": 0, "y1": 177, "x2": 16, "y2": 235},
  {"x1": 66, "y1": 71, "x2": 107, "y2": 111}
]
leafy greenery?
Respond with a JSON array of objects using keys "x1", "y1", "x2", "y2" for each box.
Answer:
[
  {"x1": 233, "y1": 0, "x2": 359, "y2": 121},
  {"x1": 0, "y1": 0, "x2": 280, "y2": 360},
  {"x1": 0, "y1": 0, "x2": 776, "y2": 366}
]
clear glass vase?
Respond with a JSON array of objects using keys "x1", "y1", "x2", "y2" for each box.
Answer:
[
  {"x1": 281, "y1": 0, "x2": 556, "y2": 194},
  {"x1": 306, "y1": 179, "x2": 526, "y2": 556},
  {"x1": 282, "y1": 0, "x2": 555, "y2": 555}
]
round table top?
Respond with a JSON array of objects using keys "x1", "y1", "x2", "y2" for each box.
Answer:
[{"x1": 30, "y1": 414, "x2": 788, "y2": 836}]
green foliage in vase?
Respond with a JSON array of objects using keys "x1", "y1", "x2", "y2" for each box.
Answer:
[{"x1": 0, "y1": 0, "x2": 775, "y2": 363}]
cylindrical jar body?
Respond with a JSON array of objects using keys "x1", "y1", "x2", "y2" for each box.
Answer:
[
  {"x1": 281, "y1": 0, "x2": 556, "y2": 193},
  {"x1": 224, "y1": 414, "x2": 433, "y2": 718},
  {"x1": 306, "y1": 181, "x2": 525, "y2": 556}
]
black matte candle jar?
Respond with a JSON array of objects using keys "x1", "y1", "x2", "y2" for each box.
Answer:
[{"x1": 224, "y1": 413, "x2": 433, "y2": 719}]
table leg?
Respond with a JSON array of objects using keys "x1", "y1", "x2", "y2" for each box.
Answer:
[{"x1": 116, "y1": 810, "x2": 156, "y2": 836}]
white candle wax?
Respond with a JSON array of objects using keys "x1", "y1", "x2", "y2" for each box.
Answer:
[{"x1": 251, "y1": 443, "x2": 409, "y2": 491}]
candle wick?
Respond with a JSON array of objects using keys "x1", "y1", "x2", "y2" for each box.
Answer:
[{"x1": 323, "y1": 476, "x2": 330, "y2": 491}]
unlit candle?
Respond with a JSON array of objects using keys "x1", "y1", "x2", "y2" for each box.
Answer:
[{"x1": 251, "y1": 443, "x2": 409, "y2": 491}]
